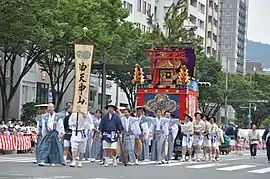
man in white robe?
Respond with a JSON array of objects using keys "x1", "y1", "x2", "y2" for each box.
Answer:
[{"x1": 69, "y1": 112, "x2": 93, "y2": 167}]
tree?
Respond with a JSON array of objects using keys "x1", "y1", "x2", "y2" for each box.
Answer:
[
  {"x1": 147, "y1": 0, "x2": 200, "y2": 46},
  {"x1": 0, "y1": 0, "x2": 59, "y2": 120},
  {"x1": 196, "y1": 53, "x2": 225, "y2": 116},
  {"x1": 20, "y1": 102, "x2": 38, "y2": 124},
  {"x1": 38, "y1": 0, "x2": 130, "y2": 110},
  {"x1": 233, "y1": 74, "x2": 270, "y2": 128},
  {"x1": 106, "y1": 22, "x2": 149, "y2": 108}
]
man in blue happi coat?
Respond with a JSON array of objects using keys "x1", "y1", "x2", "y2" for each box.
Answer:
[
  {"x1": 38, "y1": 103, "x2": 65, "y2": 166},
  {"x1": 99, "y1": 103, "x2": 124, "y2": 167}
]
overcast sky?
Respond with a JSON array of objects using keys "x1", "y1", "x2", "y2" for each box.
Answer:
[{"x1": 247, "y1": 0, "x2": 270, "y2": 44}]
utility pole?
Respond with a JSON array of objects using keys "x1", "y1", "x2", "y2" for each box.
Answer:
[
  {"x1": 115, "y1": 83, "x2": 119, "y2": 106},
  {"x1": 224, "y1": 55, "x2": 229, "y2": 126},
  {"x1": 101, "y1": 53, "x2": 107, "y2": 113},
  {"x1": 248, "y1": 67, "x2": 255, "y2": 122}
]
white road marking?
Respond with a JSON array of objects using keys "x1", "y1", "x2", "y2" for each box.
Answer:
[
  {"x1": 248, "y1": 167, "x2": 270, "y2": 174},
  {"x1": 217, "y1": 165, "x2": 256, "y2": 171},
  {"x1": 160, "y1": 161, "x2": 197, "y2": 167},
  {"x1": 53, "y1": 176, "x2": 73, "y2": 179},
  {"x1": 225, "y1": 158, "x2": 244, "y2": 161},
  {"x1": 186, "y1": 163, "x2": 226, "y2": 169}
]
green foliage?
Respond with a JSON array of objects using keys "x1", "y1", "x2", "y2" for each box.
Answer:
[
  {"x1": 107, "y1": 22, "x2": 149, "y2": 108},
  {"x1": 0, "y1": 0, "x2": 59, "y2": 120},
  {"x1": 233, "y1": 74, "x2": 270, "y2": 128},
  {"x1": 196, "y1": 53, "x2": 225, "y2": 116},
  {"x1": 38, "y1": 0, "x2": 133, "y2": 110},
  {"x1": 147, "y1": 0, "x2": 201, "y2": 46},
  {"x1": 20, "y1": 102, "x2": 38, "y2": 123}
]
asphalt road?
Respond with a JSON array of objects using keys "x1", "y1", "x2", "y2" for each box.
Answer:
[{"x1": 0, "y1": 151, "x2": 269, "y2": 179}]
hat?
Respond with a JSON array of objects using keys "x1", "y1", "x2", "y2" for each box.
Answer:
[
  {"x1": 194, "y1": 111, "x2": 204, "y2": 118},
  {"x1": 1, "y1": 124, "x2": 7, "y2": 129},
  {"x1": 15, "y1": 125, "x2": 21, "y2": 129},
  {"x1": 184, "y1": 113, "x2": 193, "y2": 120},
  {"x1": 9, "y1": 124, "x2": 15, "y2": 128},
  {"x1": 105, "y1": 103, "x2": 117, "y2": 110},
  {"x1": 209, "y1": 116, "x2": 216, "y2": 122},
  {"x1": 136, "y1": 106, "x2": 146, "y2": 111}
]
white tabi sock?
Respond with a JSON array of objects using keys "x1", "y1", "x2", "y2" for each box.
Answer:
[{"x1": 63, "y1": 155, "x2": 67, "y2": 161}]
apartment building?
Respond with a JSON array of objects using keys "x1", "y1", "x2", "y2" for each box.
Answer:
[
  {"x1": 204, "y1": 0, "x2": 219, "y2": 58},
  {"x1": 218, "y1": 0, "x2": 249, "y2": 73},
  {"x1": 122, "y1": 0, "x2": 219, "y2": 58}
]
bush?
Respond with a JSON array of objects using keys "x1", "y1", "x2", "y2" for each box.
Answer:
[{"x1": 20, "y1": 102, "x2": 38, "y2": 124}]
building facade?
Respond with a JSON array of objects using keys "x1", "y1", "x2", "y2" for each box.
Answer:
[
  {"x1": 122, "y1": 0, "x2": 219, "y2": 57},
  {"x1": 218, "y1": 0, "x2": 249, "y2": 73},
  {"x1": 204, "y1": 0, "x2": 219, "y2": 58}
]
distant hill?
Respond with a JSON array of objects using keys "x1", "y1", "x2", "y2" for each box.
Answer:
[{"x1": 246, "y1": 40, "x2": 270, "y2": 67}]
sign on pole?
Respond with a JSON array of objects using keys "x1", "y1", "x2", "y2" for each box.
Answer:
[{"x1": 72, "y1": 44, "x2": 94, "y2": 117}]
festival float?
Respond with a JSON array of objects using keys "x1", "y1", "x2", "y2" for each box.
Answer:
[{"x1": 132, "y1": 45, "x2": 199, "y2": 121}]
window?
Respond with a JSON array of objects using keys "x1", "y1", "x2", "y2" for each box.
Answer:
[
  {"x1": 190, "y1": 15, "x2": 196, "y2": 25},
  {"x1": 226, "y1": 4, "x2": 232, "y2": 8},
  {"x1": 209, "y1": 0, "x2": 213, "y2": 8},
  {"x1": 142, "y1": 25, "x2": 146, "y2": 33},
  {"x1": 120, "y1": 103, "x2": 128, "y2": 107},
  {"x1": 199, "y1": 20, "x2": 204, "y2": 29},
  {"x1": 206, "y1": 47, "x2": 211, "y2": 54},
  {"x1": 36, "y1": 82, "x2": 49, "y2": 104},
  {"x1": 127, "y1": 3, "x2": 133, "y2": 14},
  {"x1": 136, "y1": 23, "x2": 140, "y2": 29},
  {"x1": 22, "y1": 85, "x2": 28, "y2": 105},
  {"x1": 154, "y1": 6, "x2": 157, "y2": 19},
  {"x1": 137, "y1": 0, "x2": 141, "y2": 12},
  {"x1": 142, "y1": 1, "x2": 146, "y2": 14},
  {"x1": 89, "y1": 90, "x2": 96, "y2": 102},
  {"x1": 199, "y1": 3, "x2": 205, "y2": 14},
  {"x1": 208, "y1": 16, "x2": 212, "y2": 23},
  {"x1": 190, "y1": 0, "x2": 197, "y2": 7},
  {"x1": 164, "y1": 6, "x2": 169, "y2": 14},
  {"x1": 226, "y1": 20, "x2": 232, "y2": 24},
  {"x1": 147, "y1": 3, "x2": 151, "y2": 14},
  {"x1": 207, "y1": 31, "x2": 212, "y2": 38}
]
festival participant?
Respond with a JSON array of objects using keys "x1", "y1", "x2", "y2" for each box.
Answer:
[
  {"x1": 193, "y1": 112, "x2": 205, "y2": 162},
  {"x1": 164, "y1": 111, "x2": 178, "y2": 163},
  {"x1": 121, "y1": 108, "x2": 141, "y2": 165},
  {"x1": 180, "y1": 114, "x2": 194, "y2": 162},
  {"x1": 150, "y1": 109, "x2": 169, "y2": 164},
  {"x1": 38, "y1": 103, "x2": 65, "y2": 167},
  {"x1": 136, "y1": 106, "x2": 151, "y2": 162},
  {"x1": 202, "y1": 115, "x2": 211, "y2": 161},
  {"x1": 33, "y1": 104, "x2": 48, "y2": 164},
  {"x1": 91, "y1": 110, "x2": 103, "y2": 163},
  {"x1": 236, "y1": 126, "x2": 244, "y2": 155},
  {"x1": 248, "y1": 125, "x2": 261, "y2": 159},
  {"x1": 63, "y1": 105, "x2": 72, "y2": 163},
  {"x1": 225, "y1": 121, "x2": 237, "y2": 155},
  {"x1": 216, "y1": 122, "x2": 224, "y2": 161},
  {"x1": 209, "y1": 117, "x2": 219, "y2": 161},
  {"x1": 69, "y1": 112, "x2": 94, "y2": 167},
  {"x1": 98, "y1": 103, "x2": 124, "y2": 167}
]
